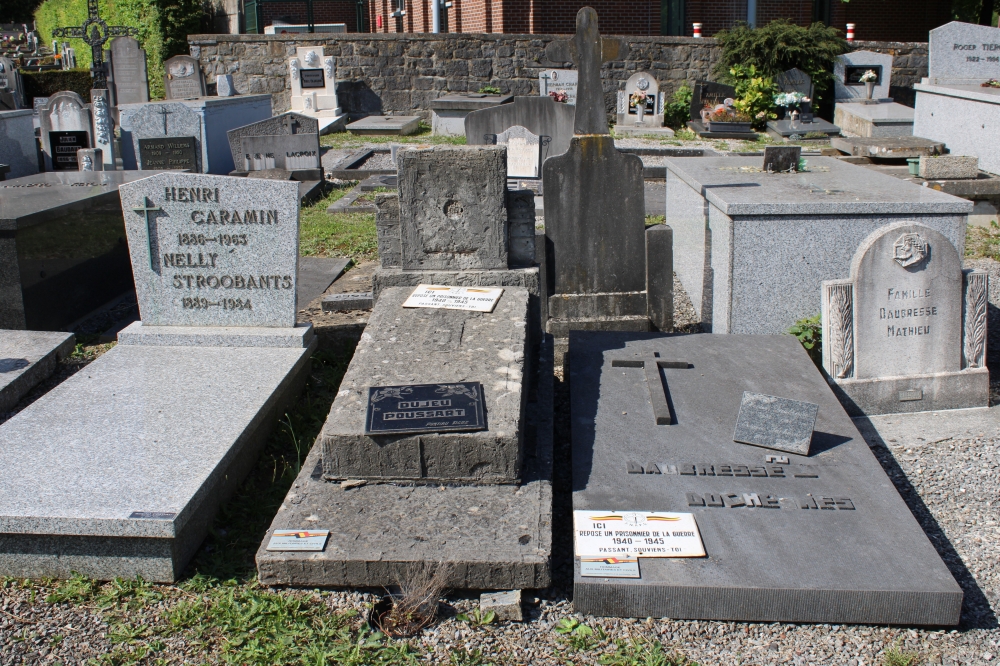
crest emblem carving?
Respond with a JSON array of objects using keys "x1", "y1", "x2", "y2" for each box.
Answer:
[
  {"x1": 892, "y1": 233, "x2": 929, "y2": 269},
  {"x1": 636, "y1": 77, "x2": 649, "y2": 91}
]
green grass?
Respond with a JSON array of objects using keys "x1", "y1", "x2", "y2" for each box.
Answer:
[
  {"x1": 599, "y1": 637, "x2": 700, "y2": 666},
  {"x1": 645, "y1": 215, "x2": 665, "y2": 227},
  {"x1": 321, "y1": 122, "x2": 467, "y2": 150},
  {"x1": 882, "y1": 640, "x2": 921, "y2": 666},
  {"x1": 966, "y1": 221, "x2": 1000, "y2": 260},
  {"x1": 299, "y1": 185, "x2": 378, "y2": 261}
]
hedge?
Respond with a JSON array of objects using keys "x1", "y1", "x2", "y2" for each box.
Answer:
[{"x1": 21, "y1": 68, "x2": 93, "y2": 105}]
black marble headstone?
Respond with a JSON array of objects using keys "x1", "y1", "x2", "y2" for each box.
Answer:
[
  {"x1": 48, "y1": 131, "x2": 89, "y2": 170},
  {"x1": 138, "y1": 137, "x2": 197, "y2": 171},
  {"x1": 689, "y1": 82, "x2": 737, "y2": 121},
  {"x1": 300, "y1": 69, "x2": 325, "y2": 89},
  {"x1": 365, "y1": 382, "x2": 486, "y2": 435}
]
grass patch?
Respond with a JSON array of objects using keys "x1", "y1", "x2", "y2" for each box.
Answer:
[
  {"x1": 645, "y1": 215, "x2": 666, "y2": 227},
  {"x1": 882, "y1": 640, "x2": 921, "y2": 666},
  {"x1": 965, "y1": 221, "x2": 1000, "y2": 260},
  {"x1": 599, "y1": 636, "x2": 699, "y2": 666},
  {"x1": 300, "y1": 186, "x2": 377, "y2": 261},
  {"x1": 321, "y1": 122, "x2": 466, "y2": 150}
]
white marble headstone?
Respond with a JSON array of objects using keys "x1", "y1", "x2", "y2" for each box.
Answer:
[
  {"x1": 118, "y1": 172, "x2": 301, "y2": 327},
  {"x1": 539, "y1": 69, "x2": 578, "y2": 105},
  {"x1": 496, "y1": 125, "x2": 540, "y2": 178},
  {"x1": 39, "y1": 91, "x2": 92, "y2": 171},
  {"x1": 289, "y1": 46, "x2": 340, "y2": 114},
  {"x1": 929, "y1": 21, "x2": 1000, "y2": 84},
  {"x1": 835, "y1": 51, "x2": 894, "y2": 101}
]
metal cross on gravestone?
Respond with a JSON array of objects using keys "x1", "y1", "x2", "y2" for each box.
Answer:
[
  {"x1": 132, "y1": 197, "x2": 161, "y2": 270},
  {"x1": 609, "y1": 351, "x2": 691, "y2": 425},
  {"x1": 52, "y1": 0, "x2": 138, "y2": 89},
  {"x1": 543, "y1": 7, "x2": 625, "y2": 135}
]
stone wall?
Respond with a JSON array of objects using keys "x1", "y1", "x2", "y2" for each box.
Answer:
[{"x1": 187, "y1": 33, "x2": 928, "y2": 118}]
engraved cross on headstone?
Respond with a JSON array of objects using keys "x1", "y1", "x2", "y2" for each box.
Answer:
[
  {"x1": 132, "y1": 197, "x2": 161, "y2": 270},
  {"x1": 52, "y1": 0, "x2": 138, "y2": 90},
  {"x1": 156, "y1": 106, "x2": 172, "y2": 134},
  {"x1": 282, "y1": 114, "x2": 301, "y2": 134},
  {"x1": 543, "y1": 7, "x2": 625, "y2": 135},
  {"x1": 610, "y1": 351, "x2": 690, "y2": 425}
]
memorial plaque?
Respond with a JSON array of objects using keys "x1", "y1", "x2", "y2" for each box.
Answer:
[
  {"x1": 732, "y1": 391, "x2": 819, "y2": 455},
  {"x1": 402, "y1": 285, "x2": 504, "y2": 311},
  {"x1": 163, "y1": 55, "x2": 206, "y2": 100},
  {"x1": 266, "y1": 530, "x2": 329, "y2": 551},
  {"x1": 364, "y1": 382, "x2": 486, "y2": 436},
  {"x1": 762, "y1": 146, "x2": 801, "y2": 173},
  {"x1": 117, "y1": 171, "x2": 300, "y2": 327},
  {"x1": 845, "y1": 65, "x2": 882, "y2": 86},
  {"x1": 48, "y1": 131, "x2": 89, "y2": 170},
  {"x1": 108, "y1": 36, "x2": 149, "y2": 105},
  {"x1": 241, "y1": 133, "x2": 320, "y2": 171},
  {"x1": 573, "y1": 510, "x2": 706, "y2": 559},
  {"x1": 538, "y1": 69, "x2": 578, "y2": 105},
  {"x1": 300, "y1": 69, "x2": 325, "y2": 89},
  {"x1": 776, "y1": 68, "x2": 812, "y2": 96},
  {"x1": 139, "y1": 137, "x2": 198, "y2": 171}
]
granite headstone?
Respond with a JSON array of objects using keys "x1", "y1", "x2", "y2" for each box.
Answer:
[
  {"x1": 928, "y1": 21, "x2": 1000, "y2": 84},
  {"x1": 616, "y1": 71, "x2": 664, "y2": 126},
  {"x1": 107, "y1": 36, "x2": 149, "y2": 105},
  {"x1": 776, "y1": 68, "x2": 812, "y2": 96},
  {"x1": 39, "y1": 91, "x2": 92, "y2": 171},
  {"x1": 242, "y1": 133, "x2": 320, "y2": 171},
  {"x1": 163, "y1": 55, "x2": 206, "y2": 100},
  {"x1": 690, "y1": 81, "x2": 736, "y2": 121},
  {"x1": 226, "y1": 112, "x2": 319, "y2": 170},
  {"x1": 539, "y1": 68, "x2": 578, "y2": 105},
  {"x1": 121, "y1": 101, "x2": 202, "y2": 172},
  {"x1": 834, "y1": 50, "x2": 893, "y2": 101}
]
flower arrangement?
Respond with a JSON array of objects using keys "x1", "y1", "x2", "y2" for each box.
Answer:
[
  {"x1": 548, "y1": 90, "x2": 568, "y2": 103},
  {"x1": 982, "y1": 79, "x2": 1000, "y2": 88},
  {"x1": 859, "y1": 69, "x2": 878, "y2": 83},
  {"x1": 707, "y1": 106, "x2": 751, "y2": 123},
  {"x1": 774, "y1": 91, "x2": 810, "y2": 108},
  {"x1": 629, "y1": 90, "x2": 648, "y2": 108}
]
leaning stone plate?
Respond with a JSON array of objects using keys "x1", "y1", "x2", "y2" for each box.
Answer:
[
  {"x1": 732, "y1": 391, "x2": 818, "y2": 455},
  {"x1": 365, "y1": 382, "x2": 486, "y2": 435}
]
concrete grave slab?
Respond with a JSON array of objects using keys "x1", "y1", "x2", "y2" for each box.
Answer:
[
  {"x1": 465, "y1": 96, "x2": 576, "y2": 161},
  {"x1": 0, "y1": 330, "x2": 74, "y2": 414},
  {"x1": 431, "y1": 93, "x2": 512, "y2": 136},
  {"x1": 831, "y1": 135, "x2": 945, "y2": 159},
  {"x1": 834, "y1": 102, "x2": 914, "y2": 138},
  {"x1": 347, "y1": 116, "x2": 420, "y2": 136},
  {"x1": 765, "y1": 117, "x2": 841, "y2": 139},
  {"x1": 570, "y1": 331, "x2": 962, "y2": 624},
  {"x1": 920, "y1": 155, "x2": 979, "y2": 179}
]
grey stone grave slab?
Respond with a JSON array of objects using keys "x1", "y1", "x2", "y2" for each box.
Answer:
[
  {"x1": 835, "y1": 50, "x2": 893, "y2": 102},
  {"x1": 570, "y1": 331, "x2": 962, "y2": 625},
  {"x1": 297, "y1": 256, "x2": 350, "y2": 307},
  {"x1": 927, "y1": 21, "x2": 1000, "y2": 84},
  {"x1": 465, "y1": 96, "x2": 575, "y2": 161},
  {"x1": 732, "y1": 391, "x2": 819, "y2": 455},
  {"x1": 920, "y1": 155, "x2": 979, "y2": 179},
  {"x1": 496, "y1": 125, "x2": 541, "y2": 178},
  {"x1": 834, "y1": 101, "x2": 913, "y2": 138},
  {"x1": 0, "y1": 56, "x2": 24, "y2": 109},
  {"x1": 0, "y1": 109, "x2": 39, "y2": 178},
  {"x1": 430, "y1": 92, "x2": 512, "y2": 136},
  {"x1": 320, "y1": 286, "x2": 528, "y2": 482},
  {"x1": 118, "y1": 172, "x2": 300, "y2": 327},
  {"x1": 665, "y1": 156, "x2": 971, "y2": 335},
  {"x1": 242, "y1": 133, "x2": 320, "y2": 171},
  {"x1": 539, "y1": 68, "x2": 578, "y2": 105},
  {"x1": 346, "y1": 115, "x2": 420, "y2": 136},
  {"x1": 822, "y1": 221, "x2": 989, "y2": 415},
  {"x1": 0, "y1": 170, "x2": 163, "y2": 331},
  {"x1": 398, "y1": 145, "x2": 508, "y2": 270},
  {"x1": 120, "y1": 96, "x2": 272, "y2": 174},
  {"x1": 831, "y1": 135, "x2": 944, "y2": 158},
  {"x1": 0, "y1": 330, "x2": 74, "y2": 414},
  {"x1": 138, "y1": 136, "x2": 197, "y2": 171},
  {"x1": 321, "y1": 291, "x2": 372, "y2": 311},
  {"x1": 762, "y1": 146, "x2": 801, "y2": 172},
  {"x1": 107, "y1": 36, "x2": 149, "y2": 105},
  {"x1": 257, "y1": 302, "x2": 553, "y2": 590},
  {"x1": 765, "y1": 117, "x2": 841, "y2": 139},
  {"x1": 39, "y1": 92, "x2": 92, "y2": 172},
  {"x1": 226, "y1": 112, "x2": 319, "y2": 171},
  {"x1": 163, "y1": 55, "x2": 206, "y2": 100}
]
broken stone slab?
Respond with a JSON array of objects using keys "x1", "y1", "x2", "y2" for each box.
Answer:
[
  {"x1": 321, "y1": 292, "x2": 374, "y2": 312},
  {"x1": 919, "y1": 155, "x2": 979, "y2": 180},
  {"x1": 256, "y1": 335, "x2": 554, "y2": 590},
  {"x1": 480, "y1": 589, "x2": 523, "y2": 621},
  {"x1": 0, "y1": 330, "x2": 75, "y2": 414},
  {"x1": 830, "y1": 136, "x2": 945, "y2": 159},
  {"x1": 319, "y1": 286, "x2": 530, "y2": 483}
]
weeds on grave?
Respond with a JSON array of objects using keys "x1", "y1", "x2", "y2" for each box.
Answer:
[
  {"x1": 450, "y1": 647, "x2": 494, "y2": 666},
  {"x1": 674, "y1": 128, "x2": 697, "y2": 141},
  {"x1": 788, "y1": 313, "x2": 822, "y2": 367},
  {"x1": 374, "y1": 565, "x2": 449, "y2": 638},
  {"x1": 456, "y1": 607, "x2": 496, "y2": 627},
  {"x1": 883, "y1": 640, "x2": 921, "y2": 666},
  {"x1": 599, "y1": 636, "x2": 700, "y2": 666},
  {"x1": 321, "y1": 123, "x2": 467, "y2": 149},
  {"x1": 478, "y1": 85, "x2": 502, "y2": 95},
  {"x1": 645, "y1": 215, "x2": 666, "y2": 227},
  {"x1": 555, "y1": 616, "x2": 602, "y2": 651},
  {"x1": 965, "y1": 220, "x2": 1000, "y2": 261}
]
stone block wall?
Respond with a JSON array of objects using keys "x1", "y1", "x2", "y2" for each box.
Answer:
[{"x1": 187, "y1": 33, "x2": 927, "y2": 118}]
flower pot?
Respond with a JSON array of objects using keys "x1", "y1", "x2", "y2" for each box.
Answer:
[
  {"x1": 865, "y1": 81, "x2": 875, "y2": 100},
  {"x1": 907, "y1": 158, "x2": 920, "y2": 176},
  {"x1": 707, "y1": 121, "x2": 752, "y2": 133}
]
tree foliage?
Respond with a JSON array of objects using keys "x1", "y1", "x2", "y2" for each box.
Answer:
[
  {"x1": 2, "y1": 0, "x2": 45, "y2": 22},
  {"x1": 713, "y1": 20, "x2": 849, "y2": 103}
]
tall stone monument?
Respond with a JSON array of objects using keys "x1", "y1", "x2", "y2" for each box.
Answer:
[
  {"x1": 107, "y1": 36, "x2": 149, "y2": 105},
  {"x1": 288, "y1": 46, "x2": 345, "y2": 134},
  {"x1": 822, "y1": 222, "x2": 989, "y2": 415}
]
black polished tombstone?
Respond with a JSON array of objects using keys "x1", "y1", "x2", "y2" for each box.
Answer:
[{"x1": 0, "y1": 171, "x2": 161, "y2": 330}]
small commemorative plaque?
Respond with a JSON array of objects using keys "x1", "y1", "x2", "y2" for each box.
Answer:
[
  {"x1": 300, "y1": 69, "x2": 325, "y2": 89},
  {"x1": 402, "y1": 284, "x2": 504, "y2": 312},
  {"x1": 573, "y1": 510, "x2": 706, "y2": 559},
  {"x1": 266, "y1": 529, "x2": 330, "y2": 552},
  {"x1": 579, "y1": 557, "x2": 641, "y2": 578},
  {"x1": 733, "y1": 391, "x2": 818, "y2": 455},
  {"x1": 365, "y1": 382, "x2": 486, "y2": 436}
]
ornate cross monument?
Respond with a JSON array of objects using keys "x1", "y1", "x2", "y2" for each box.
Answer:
[{"x1": 52, "y1": 0, "x2": 138, "y2": 89}]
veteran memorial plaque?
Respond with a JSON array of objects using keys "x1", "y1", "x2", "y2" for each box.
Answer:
[
  {"x1": 573, "y1": 511, "x2": 705, "y2": 559},
  {"x1": 570, "y1": 331, "x2": 963, "y2": 624},
  {"x1": 402, "y1": 285, "x2": 504, "y2": 312},
  {"x1": 138, "y1": 137, "x2": 198, "y2": 171},
  {"x1": 117, "y1": 172, "x2": 301, "y2": 327},
  {"x1": 365, "y1": 382, "x2": 486, "y2": 436},
  {"x1": 266, "y1": 530, "x2": 330, "y2": 552}
]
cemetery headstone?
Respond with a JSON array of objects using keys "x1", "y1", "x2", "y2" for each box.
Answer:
[
  {"x1": 226, "y1": 112, "x2": 319, "y2": 170},
  {"x1": 241, "y1": 133, "x2": 320, "y2": 171},
  {"x1": 0, "y1": 56, "x2": 24, "y2": 109},
  {"x1": 216, "y1": 74, "x2": 236, "y2": 97},
  {"x1": 107, "y1": 36, "x2": 149, "y2": 105},
  {"x1": 927, "y1": 21, "x2": 1000, "y2": 84},
  {"x1": 616, "y1": 72, "x2": 665, "y2": 126},
  {"x1": 570, "y1": 331, "x2": 963, "y2": 624},
  {"x1": 762, "y1": 145, "x2": 800, "y2": 172},
  {"x1": 0, "y1": 109, "x2": 39, "y2": 178},
  {"x1": 834, "y1": 50, "x2": 893, "y2": 101},
  {"x1": 39, "y1": 91, "x2": 92, "y2": 171},
  {"x1": 495, "y1": 125, "x2": 541, "y2": 178},
  {"x1": 288, "y1": 46, "x2": 345, "y2": 133},
  {"x1": 163, "y1": 54, "x2": 206, "y2": 99},
  {"x1": 822, "y1": 221, "x2": 989, "y2": 414},
  {"x1": 539, "y1": 68, "x2": 578, "y2": 105},
  {"x1": 775, "y1": 68, "x2": 812, "y2": 96},
  {"x1": 465, "y1": 95, "x2": 576, "y2": 161},
  {"x1": 122, "y1": 102, "x2": 201, "y2": 171},
  {"x1": 138, "y1": 136, "x2": 198, "y2": 171},
  {"x1": 687, "y1": 81, "x2": 756, "y2": 139}
]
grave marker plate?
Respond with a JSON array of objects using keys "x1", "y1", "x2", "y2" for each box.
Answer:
[
  {"x1": 580, "y1": 558, "x2": 640, "y2": 577},
  {"x1": 776, "y1": 68, "x2": 812, "y2": 95},
  {"x1": 108, "y1": 36, "x2": 149, "y2": 105},
  {"x1": 402, "y1": 285, "x2": 504, "y2": 311},
  {"x1": 266, "y1": 530, "x2": 329, "y2": 551},
  {"x1": 163, "y1": 55, "x2": 206, "y2": 100},
  {"x1": 117, "y1": 172, "x2": 300, "y2": 327},
  {"x1": 49, "y1": 131, "x2": 88, "y2": 170},
  {"x1": 139, "y1": 137, "x2": 198, "y2": 171},
  {"x1": 300, "y1": 69, "x2": 325, "y2": 89},
  {"x1": 539, "y1": 69, "x2": 578, "y2": 105},
  {"x1": 364, "y1": 382, "x2": 486, "y2": 436},
  {"x1": 762, "y1": 146, "x2": 801, "y2": 172},
  {"x1": 573, "y1": 510, "x2": 705, "y2": 558},
  {"x1": 732, "y1": 391, "x2": 819, "y2": 455}
]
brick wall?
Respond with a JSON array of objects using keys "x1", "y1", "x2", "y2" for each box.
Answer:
[
  {"x1": 188, "y1": 32, "x2": 927, "y2": 117},
  {"x1": 830, "y1": 0, "x2": 952, "y2": 43},
  {"x1": 262, "y1": 1, "x2": 359, "y2": 30}
]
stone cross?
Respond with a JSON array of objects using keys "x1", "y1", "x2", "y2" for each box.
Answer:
[
  {"x1": 132, "y1": 197, "x2": 161, "y2": 270},
  {"x1": 52, "y1": 0, "x2": 138, "y2": 90},
  {"x1": 282, "y1": 115, "x2": 301, "y2": 134},
  {"x1": 610, "y1": 352, "x2": 690, "y2": 425},
  {"x1": 544, "y1": 7, "x2": 624, "y2": 135}
]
